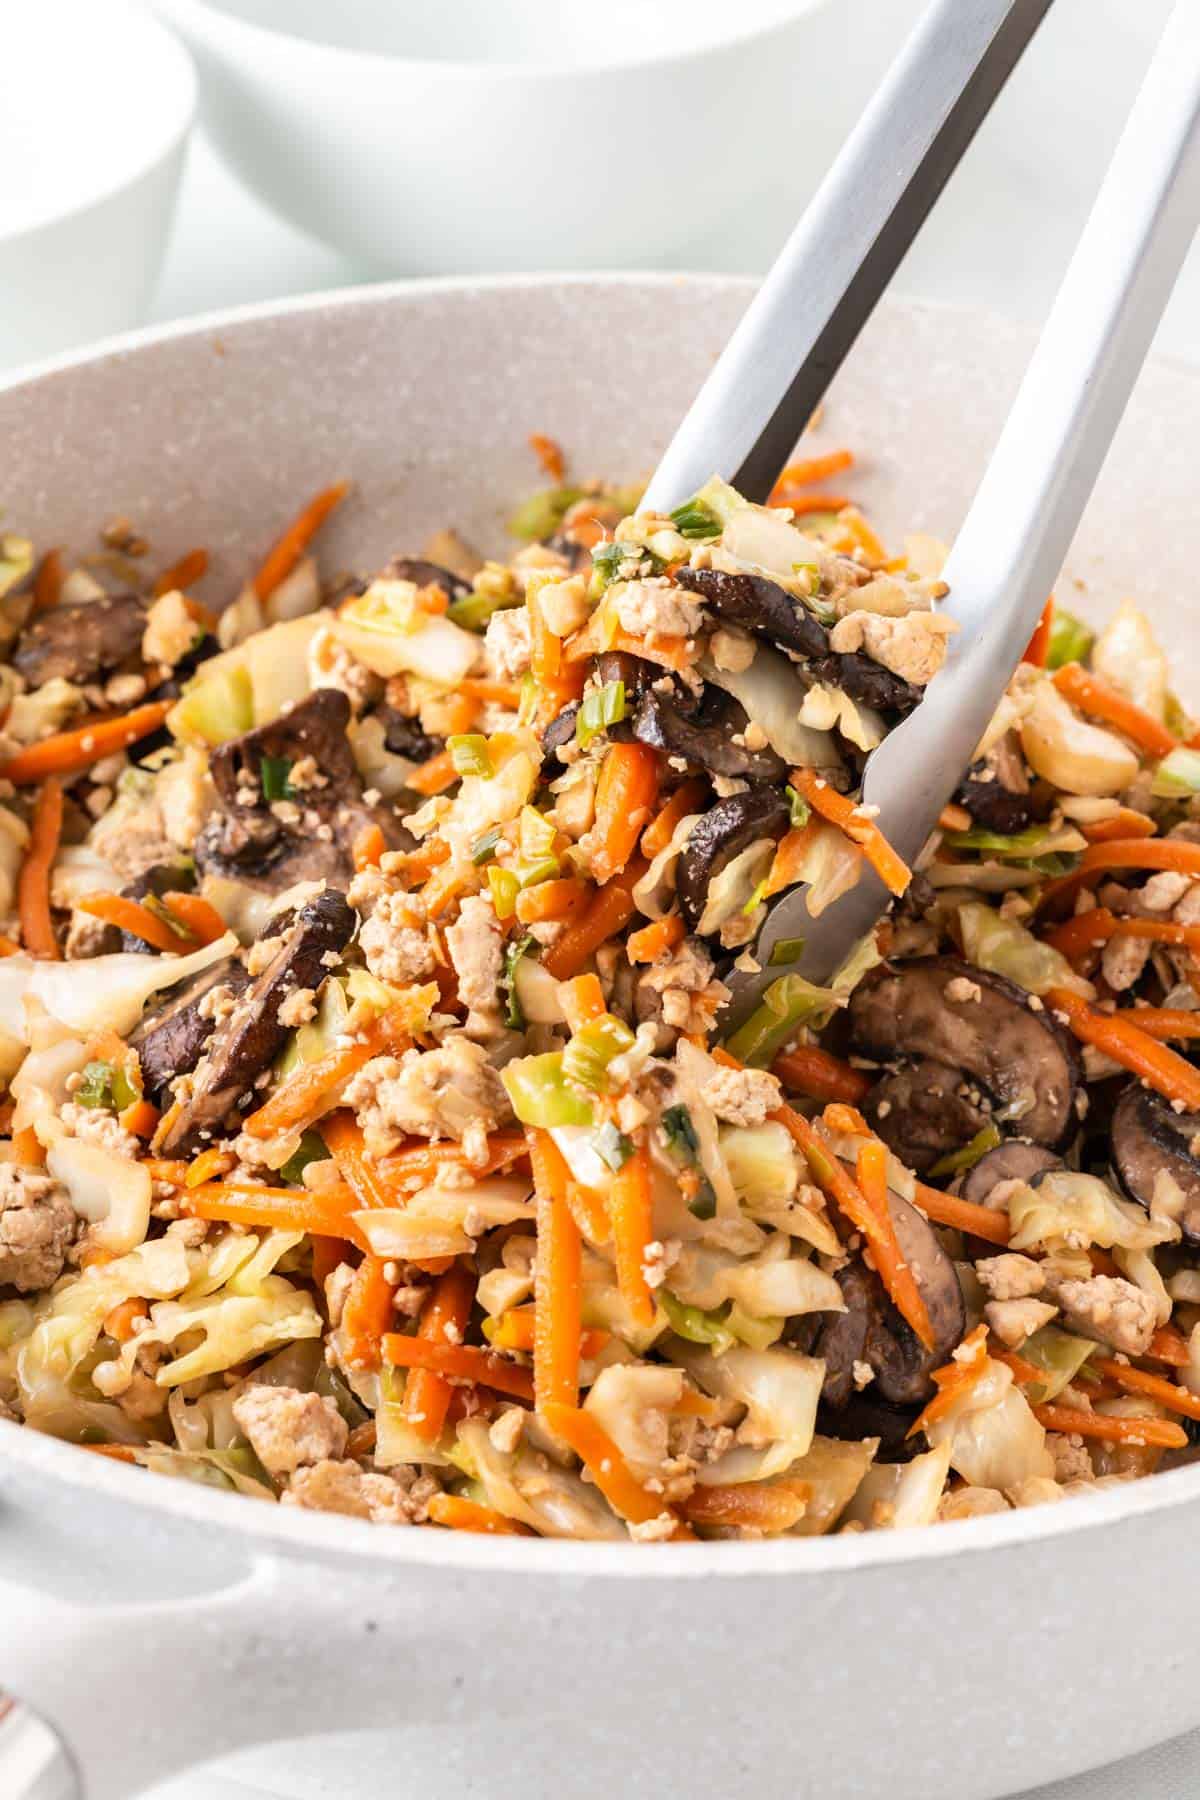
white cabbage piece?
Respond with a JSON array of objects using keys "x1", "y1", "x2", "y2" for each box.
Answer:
[
  {"x1": 331, "y1": 581, "x2": 480, "y2": 685},
  {"x1": 669, "y1": 1337, "x2": 824, "y2": 1459},
  {"x1": 958, "y1": 902, "x2": 1093, "y2": 998},
  {"x1": 352, "y1": 1210, "x2": 473, "y2": 1262},
  {"x1": 1091, "y1": 598, "x2": 1168, "y2": 722},
  {"x1": 790, "y1": 819, "x2": 865, "y2": 918},
  {"x1": 347, "y1": 712, "x2": 420, "y2": 801},
  {"x1": 374, "y1": 1367, "x2": 452, "y2": 1469},
  {"x1": 134, "y1": 1230, "x2": 322, "y2": 1386},
  {"x1": 458, "y1": 1416, "x2": 625, "y2": 1540},
  {"x1": 0, "y1": 807, "x2": 29, "y2": 919},
  {"x1": 1009, "y1": 1169, "x2": 1179, "y2": 1254},
  {"x1": 788, "y1": 1434, "x2": 878, "y2": 1536},
  {"x1": 797, "y1": 683, "x2": 885, "y2": 751},
  {"x1": 723, "y1": 1245, "x2": 844, "y2": 1320},
  {"x1": 699, "y1": 647, "x2": 842, "y2": 774},
  {"x1": 514, "y1": 957, "x2": 566, "y2": 1025},
  {"x1": 0, "y1": 933, "x2": 238, "y2": 1042},
  {"x1": 583, "y1": 1363, "x2": 684, "y2": 1481},
  {"x1": 842, "y1": 1440, "x2": 953, "y2": 1529},
  {"x1": 171, "y1": 614, "x2": 323, "y2": 735},
  {"x1": 46, "y1": 1138, "x2": 151, "y2": 1255},
  {"x1": 924, "y1": 1360, "x2": 1053, "y2": 1490},
  {"x1": 264, "y1": 553, "x2": 321, "y2": 624},
  {"x1": 720, "y1": 1121, "x2": 802, "y2": 1211},
  {"x1": 631, "y1": 810, "x2": 703, "y2": 921},
  {"x1": 697, "y1": 838, "x2": 776, "y2": 938},
  {"x1": 1020, "y1": 679, "x2": 1139, "y2": 797}
]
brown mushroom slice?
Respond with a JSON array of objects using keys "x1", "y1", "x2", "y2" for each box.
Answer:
[
  {"x1": 1111, "y1": 1085, "x2": 1200, "y2": 1245},
  {"x1": 675, "y1": 789, "x2": 790, "y2": 931},
  {"x1": 381, "y1": 557, "x2": 473, "y2": 602},
  {"x1": 13, "y1": 591, "x2": 148, "y2": 688},
  {"x1": 960, "y1": 1141, "x2": 1062, "y2": 1206},
  {"x1": 863, "y1": 1058, "x2": 992, "y2": 1175},
  {"x1": 157, "y1": 890, "x2": 354, "y2": 1155},
  {"x1": 131, "y1": 957, "x2": 251, "y2": 1104},
  {"x1": 847, "y1": 957, "x2": 1081, "y2": 1150},
  {"x1": 810, "y1": 651, "x2": 922, "y2": 717},
  {"x1": 955, "y1": 731, "x2": 1034, "y2": 835},
  {"x1": 674, "y1": 564, "x2": 829, "y2": 659},
  {"x1": 633, "y1": 683, "x2": 786, "y2": 782},
  {"x1": 816, "y1": 1393, "x2": 923, "y2": 1463}
]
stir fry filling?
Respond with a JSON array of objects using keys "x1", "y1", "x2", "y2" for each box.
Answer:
[{"x1": 2, "y1": 444, "x2": 1199, "y2": 1540}]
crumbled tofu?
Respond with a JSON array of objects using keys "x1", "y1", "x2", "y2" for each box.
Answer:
[
  {"x1": 483, "y1": 607, "x2": 532, "y2": 682},
  {"x1": 1100, "y1": 934, "x2": 1151, "y2": 993},
  {"x1": 0, "y1": 1165, "x2": 76, "y2": 1292},
  {"x1": 357, "y1": 889, "x2": 436, "y2": 987},
  {"x1": 828, "y1": 608, "x2": 956, "y2": 686},
  {"x1": 489, "y1": 1407, "x2": 525, "y2": 1455},
  {"x1": 142, "y1": 589, "x2": 197, "y2": 667},
  {"x1": 627, "y1": 1512, "x2": 681, "y2": 1542},
  {"x1": 345, "y1": 1035, "x2": 512, "y2": 1157},
  {"x1": 156, "y1": 753, "x2": 216, "y2": 851},
  {"x1": 536, "y1": 574, "x2": 590, "y2": 639},
  {"x1": 710, "y1": 627, "x2": 756, "y2": 674},
  {"x1": 232, "y1": 1384, "x2": 348, "y2": 1476},
  {"x1": 615, "y1": 578, "x2": 702, "y2": 643},
  {"x1": 1139, "y1": 871, "x2": 1191, "y2": 913},
  {"x1": 944, "y1": 976, "x2": 983, "y2": 1004},
  {"x1": 1042, "y1": 1271, "x2": 1158, "y2": 1357},
  {"x1": 1046, "y1": 1431, "x2": 1094, "y2": 1484},
  {"x1": 282, "y1": 1459, "x2": 428, "y2": 1524},
  {"x1": 974, "y1": 1253, "x2": 1046, "y2": 1302},
  {"x1": 59, "y1": 1101, "x2": 140, "y2": 1162},
  {"x1": 984, "y1": 1297, "x2": 1058, "y2": 1347},
  {"x1": 277, "y1": 986, "x2": 318, "y2": 1028},
  {"x1": 635, "y1": 937, "x2": 729, "y2": 1047},
  {"x1": 444, "y1": 895, "x2": 505, "y2": 1038},
  {"x1": 690, "y1": 1048, "x2": 782, "y2": 1127}
]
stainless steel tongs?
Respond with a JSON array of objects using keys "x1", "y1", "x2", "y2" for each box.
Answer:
[{"x1": 640, "y1": 0, "x2": 1200, "y2": 1030}]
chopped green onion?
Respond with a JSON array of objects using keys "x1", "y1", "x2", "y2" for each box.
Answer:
[
  {"x1": 470, "y1": 826, "x2": 503, "y2": 866},
  {"x1": 575, "y1": 678, "x2": 626, "y2": 749},
  {"x1": 1045, "y1": 609, "x2": 1095, "y2": 671},
  {"x1": 448, "y1": 734, "x2": 492, "y2": 779},
  {"x1": 741, "y1": 877, "x2": 769, "y2": 918},
  {"x1": 943, "y1": 824, "x2": 1068, "y2": 859},
  {"x1": 1165, "y1": 691, "x2": 1191, "y2": 739},
  {"x1": 281, "y1": 1130, "x2": 333, "y2": 1185},
  {"x1": 141, "y1": 894, "x2": 195, "y2": 941},
  {"x1": 562, "y1": 1014, "x2": 636, "y2": 1093},
  {"x1": 669, "y1": 498, "x2": 721, "y2": 540},
  {"x1": 786, "y1": 786, "x2": 811, "y2": 829},
  {"x1": 517, "y1": 673, "x2": 540, "y2": 728},
  {"x1": 518, "y1": 855, "x2": 560, "y2": 889},
  {"x1": 927, "y1": 1123, "x2": 1003, "y2": 1180},
  {"x1": 725, "y1": 1304, "x2": 785, "y2": 1352},
  {"x1": 501, "y1": 1052, "x2": 595, "y2": 1129},
  {"x1": 487, "y1": 866, "x2": 519, "y2": 920},
  {"x1": 507, "y1": 486, "x2": 585, "y2": 542},
  {"x1": 768, "y1": 936, "x2": 806, "y2": 967},
  {"x1": 503, "y1": 934, "x2": 535, "y2": 1030},
  {"x1": 1151, "y1": 746, "x2": 1200, "y2": 799},
  {"x1": 590, "y1": 539, "x2": 636, "y2": 592},
  {"x1": 723, "y1": 972, "x2": 837, "y2": 1068},
  {"x1": 593, "y1": 1121, "x2": 634, "y2": 1172},
  {"x1": 661, "y1": 1105, "x2": 700, "y2": 1158},
  {"x1": 76, "y1": 1059, "x2": 139, "y2": 1113},
  {"x1": 259, "y1": 755, "x2": 294, "y2": 802},
  {"x1": 660, "y1": 1289, "x2": 735, "y2": 1355}
]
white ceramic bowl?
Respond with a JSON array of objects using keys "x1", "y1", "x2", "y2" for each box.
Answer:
[
  {"x1": 2, "y1": 276, "x2": 1200, "y2": 1800},
  {"x1": 148, "y1": 0, "x2": 845, "y2": 275},
  {"x1": 0, "y1": 0, "x2": 194, "y2": 370}
]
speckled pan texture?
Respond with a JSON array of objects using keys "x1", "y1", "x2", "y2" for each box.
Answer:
[{"x1": 3, "y1": 278, "x2": 1200, "y2": 1800}]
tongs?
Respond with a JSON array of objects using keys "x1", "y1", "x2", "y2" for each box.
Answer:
[{"x1": 641, "y1": 0, "x2": 1200, "y2": 1030}]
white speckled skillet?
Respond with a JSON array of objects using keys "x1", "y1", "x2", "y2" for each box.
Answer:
[{"x1": 2, "y1": 276, "x2": 1200, "y2": 1800}]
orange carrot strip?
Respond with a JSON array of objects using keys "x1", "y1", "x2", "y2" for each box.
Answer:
[
  {"x1": 459, "y1": 676, "x2": 524, "y2": 708},
  {"x1": 541, "y1": 860, "x2": 646, "y2": 982},
  {"x1": 427, "y1": 1493, "x2": 534, "y2": 1536},
  {"x1": 772, "y1": 1044, "x2": 870, "y2": 1106},
  {"x1": 640, "y1": 778, "x2": 709, "y2": 858},
  {"x1": 837, "y1": 506, "x2": 887, "y2": 564},
  {"x1": 910, "y1": 1326, "x2": 989, "y2": 1435},
  {"x1": 13, "y1": 1125, "x2": 45, "y2": 1168},
  {"x1": 311, "y1": 1235, "x2": 350, "y2": 1295},
  {"x1": 387, "y1": 840, "x2": 451, "y2": 887},
  {"x1": 1148, "y1": 1326, "x2": 1192, "y2": 1367},
  {"x1": 0, "y1": 935, "x2": 19, "y2": 957},
  {"x1": 406, "y1": 749, "x2": 458, "y2": 797},
  {"x1": 383, "y1": 1335, "x2": 533, "y2": 1404},
  {"x1": 353, "y1": 824, "x2": 386, "y2": 872},
  {"x1": 117, "y1": 1099, "x2": 159, "y2": 1140},
  {"x1": 527, "y1": 580, "x2": 562, "y2": 684},
  {"x1": 1048, "y1": 907, "x2": 1200, "y2": 958},
  {"x1": 541, "y1": 1401, "x2": 693, "y2": 1537},
  {"x1": 515, "y1": 876, "x2": 589, "y2": 926},
  {"x1": 913, "y1": 1180, "x2": 1012, "y2": 1246},
  {"x1": 528, "y1": 433, "x2": 565, "y2": 481},
  {"x1": 771, "y1": 491, "x2": 855, "y2": 516},
  {"x1": 32, "y1": 548, "x2": 64, "y2": 613},
  {"x1": 590, "y1": 742, "x2": 660, "y2": 885},
  {"x1": 1021, "y1": 599, "x2": 1054, "y2": 668},
  {"x1": 142, "y1": 1158, "x2": 188, "y2": 1187},
  {"x1": 1037, "y1": 837, "x2": 1200, "y2": 915},
  {"x1": 394, "y1": 1262, "x2": 477, "y2": 1442},
  {"x1": 1053, "y1": 663, "x2": 1177, "y2": 757},
  {"x1": 791, "y1": 768, "x2": 910, "y2": 897},
  {"x1": 490, "y1": 1307, "x2": 608, "y2": 1360},
  {"x1": 608, "y1": 1139, "x2": 656, "y2": 1329},
  {"x1": 565, "y1": 1179, "x2": 611, "y2": 1245},
  {"x1": 1047, "y1": 985, "x2": 1200, "y2": 1112},
  {"x1": 681, "y1": 1479, "x2": 812, "y2": 1532},
  {"x1": 0, "y1": 702, "x2": 172, "y2": 785},
  {"x1": 77, "y1": 893, "x2": 190, "y2": 954},
  {"x1": 321, "y1": 1109, "x2": 393, "y2": 1210},
  {"x1": 185, "y1": 1148, "x2": 236, "y2": 1189},
  {"x1": 988, "y1": 1345, "x2": 1044, "y2": 1386},
  {"x1": 161, "y1": 891, "x2": 228, "y2": 947},
  {"x1": 626, "y1": 914, "x2": 684, "y2": 964},
  {"x1": 252, "y1": 482, "x2": 348, "y2": 600},
  {"x1": 18, "y1": 778, "x2": 63, "y2": 960},
  {"x1": 768, "y1": 449, "x2": 854, "y2": 496},
  {"x1": 378, "y1": 1132, "x2": 529, "y2": 1188},
  {"x1": 341, "y1": 1255, "x2": 396, "y2": 1370},
  {"x1": 102, "y1": 1298, "x2": 149, "y2": 1343},
  {"x1": 243, "y1": 1015, "x2": 408, "y2": 1139},
  {"x1": 1032, "y1": 1402, "x2": 1187, "y2": 1450},
  {"x1": 1090, "y1": 1357, "x2": 1200, "y2": 1421},
  {"x1": 764, "y1": 821, "x2": 820, "y2": 897},
  {"x1": 1044, "y1": 910, "x2": 1116, "y2": 959},
  {"x1": 559, "y1": 973, "x2": 606, "y2": 1033},
  {"x1": 184, "y1": 1181, "x2": 361, "y2": 1244},
  {"x1": 82, "y1": 1443, "x2": 139, "y2": 1464},
  {"x1": 1080, "y1": 808, "x2": 1157, "y2": 844},
  {"x1": 529, "y1": 1128, "x2": 583, "y2": 1411},
  {"x1": 154, "y1": 547, "x2": 209, "y2": 597}
]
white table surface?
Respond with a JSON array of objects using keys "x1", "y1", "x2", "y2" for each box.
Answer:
[{"x1": 16, "y1": 3, "x2": 1200, "y2": 1792}]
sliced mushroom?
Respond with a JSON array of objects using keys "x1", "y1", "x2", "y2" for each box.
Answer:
[
  {"x1": 157, "y1": 889, "x2": 355, "y2": 1155},
  {"x1": 816, "y1": 1392, "x2": 924, "y2": 1462},
  {"x1": 676, "y1": 789, "x2": 789, "y2": 930},
  {"x1": 14, "y1": 592, "x2": 148, "y2": 688},
  {"x1": 131, "y1": 957, "x2": 250, "y2": 1104},
  {"x1": 847, "y1": 958, "x2": 1081, "y2": 1151},
  {"x1": 955, "y1": 731, "x2": 1034, "y2": 835},
  {"x1": 862, "y1": 1058, "x2": 992, "y2": 1175},
  {"x1": 960, "y1": 1141, "x2": 1062, "y2": 1206},
  {"x1": 810, "y1": 651, "x2": 922, "y2": 717},
  {"x1": 674, "y1": 565, "x2": 828, "y2": 659},
  {"x1": 541, "y1": 702, "x2": 581, "y2": 763},
  {"x1": 633, "y1": 683, "x2": 786, "y2": 782},
  {"x1": 116, "y1": 863, "x2": 197, "y2": 957},
  {"x1": 376, "y1": 705, "x2": 444, "y2": 764},
  {"x1": 195, "y1": 689, "x2": 406, "y2": 894},
  {"x1": 593, "y1": 650, "x2": 658, "y2": 703},
  {"x1": 1111, "y1": 1084, "x2": 1200, "y2": 1244},
  {"x1": 381, "y1": 557, "x2": 473, "y2": 602}
]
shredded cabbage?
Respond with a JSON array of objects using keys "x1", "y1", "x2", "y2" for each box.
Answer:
[
  {"x1": 924, "y1": 1361, "x2": 1053, "y2": 1491},
  {"x1": 331, "y1": 581, "x2": 480, "y2": 685},
  {"x1": 958, "y1": 901, "x2": 1094, "y2": 998},
  {"x1": 699, "y1": 648, "x2": 842, "y2": 774},
  {"x1": 1008, "y1": 1169, "x2": 1179, "y2": 1254},
  {"x1": 842, "y1": 1441, "x2": 953, "y2": 1529},
  {"x1": 0, "y1": 933, "x2": 238, "y2": 1042}
]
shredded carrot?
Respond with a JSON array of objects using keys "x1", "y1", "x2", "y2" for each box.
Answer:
[
  {"x1": 388, "y1": 840, "x2": 451, "y2": 887},
  {"x1": 76, "y1": 893, "x2": 190, "y2": 954},
  {"x1": 353, "y1": 824, "x2": 386, "y2": 872},
  {"x1": 988, "y1": 1345, "x2": 1044, "y2": 1386},
  {"x1": 419, "y1": 857, "x2": 472, "y2": 921},
  {"x1": 1020, "y1": 599, "x2": 1054, "y2": 668},
  {"x1": 142, "y1": 1157, "x2": 188, "y2": 1187},
  {"x1": 383, "y1": 1334, "x2": 533, "y2": 1404},
  {"x1": 153, "y1": 547, "x2": 209, "y2": 597},
  {"x1": 767, "y1": 450, "x2": 854, "y2": 498},
  {"x1": 526, "y1": 580, "x2": 562, "y2": 684},
  {"x1": 515, "y1": 876, "x2": 589, "y2": 926},
  {"x1": 159, "y1": 891, "x2": 227, "y2": 947},
  {"x1": 912, "y1": 1180, "x2": 1012, "y2": 1246},
  {"x1": 590, "y1": 742, "x2": 660, "y2": 885},
  {"x1": 1053, "y1": 663, "x2": 1177, "y2": 757},
  {"x1": 1090, "y1": 1357, "x2": 1200, "y2": 1421},
  {"x1": 825, "y1": 1101, "x2": 871, "y2": 1137},
  {"x1": 764, "y1": 821, "x2": 820, "y2": 897},
  {"x1": 528, "y1": 433, "x2": 565, "y2": 482},
  {"x1": 252, "y1": 482, "x2": 348, "y2": 600},
  {"x1": 910, "y1": 1325, "x2": 989, "y2": 1436},
  {"x1": 791, "y1": 767, "x2": 910, "y2": 897},
  {"x1": 0, "y1": 701, "x2": 172, "y2": 785},
  {"x1": 640, "y1": 777, "x2": 709, "y2": 858},
  {"x1": 103, "y1": 1298, "x2": 149, "y2": 1343},
  {"x1": 311, "y1": 1235, "x2": 350, "y2": 1295},
  {"x1": 607, "y1": 629, "x2": 693, "y2": 675},
  {"x1": 82, "y1": 1443, "x2": 139, "y2": 1464},
  {"x1": 626, "y1": 914, "x2": 685, "y2": 965},
  {"x1": 541, "y1": 860, "x2": 646, "y2": 982},
  {"x1": 1032, "y1": 1402, "x2": 1187, "y2": 1450},
  {"x1": 559, "y1": 972, "x2": 606, "y2": 1032},
  {"x1": 837, "y1": 506, "x2": 887, "y2": 565},
  {"x1": 607, "y1": 1138, "x2": 656, "y2": 1329},
  {"x1": 771, "y1": 491, "x2": 854, "y2": 516},
  {"x1": 682, "y1": 1479, "x2": 812, "y2": 1532},
  {"x1": 428, "y1": 1493, "x2": 533, "y2": 1536},
  {"x1": 117, "y1": 1098, "x2": 159, "y2": 1140},
  {"x1": 541, "y1": 1401, "x2": 693, "y2": 1538},
  {"x1": 1080, "y1": 807, "x2": 1157, "y2": 843},
  {"x1": 1037, "y1": 837, "x2": 1200, "y2": 914},
  {"x1": 1148, "y1": 1326, "x2": 1192, "y2": 1366},
  {"x1": 32, "y1": 547, "x2": 64, "y2": 613},
  {"x1": 938, "y1": 802, "x2": 974, "y2": 833},
  {"x1": 0, "y1": 935, "x2": 18, "y2": 957},
  {"x1": 18, "y1": 777, "x2": 63, "y2": 959},
  {"x1": 394, "y1": 1262, "x2": 477, "y2": 1441},
  {"x1": 321, "y1": 1110, "x2": 393, "y2": 1209},
  {"x1": 185, "y1": 1148, "x2": 236, "y2": 1189},
  {"x1": 772, "y1": 1044, "x2": 870, "y2": 1106},
  {"x1": 12, "y1": 1125, "x2": 45, "y2": 1168},
  {"x1": 1046, "y1": 986, "x2": 1200, "y2": 1112},
  {"x1": 529, "y1": 1129, "x2": 583, "y2": 1410},
  {"x1": 341, "y1": 1255, "x2": 396, "y2": 1370},
  {"x1": 185, "y1": 1180, "x2": 361, "y2": 1243},
  {"x1": 378, "y1": 1132, "x2": 529, "y2": 1188},
  {"x1": 243, "y1": 1015, "x2": 408, "y2": 1139},
  {"x1": 406, "y1": 749, "x2": 458, "y2": 797},
  {"x1": 1047, "y1": 907, "x2": 1200, "y2": 960},
  {"x1": 490, "y1": 1307, "x2": 608, "y2": 1360},
  {"x1": 459, "y1": 676, "x2": 524, "y2": 708},
  {"x1": 565, "y1": 1179, "x2": 611, "y2": 1245}
]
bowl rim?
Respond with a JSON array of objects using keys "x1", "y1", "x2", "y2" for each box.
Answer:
[
  {"x1": 3, "y1": 267, "x2": 1200, "y2": 1577},
  {"x1": 6, "y1": 0, "x2": 196, "y2": 245},
  {"x1": 152, "y1": 0, "x2": 832, "y2": 80}
]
